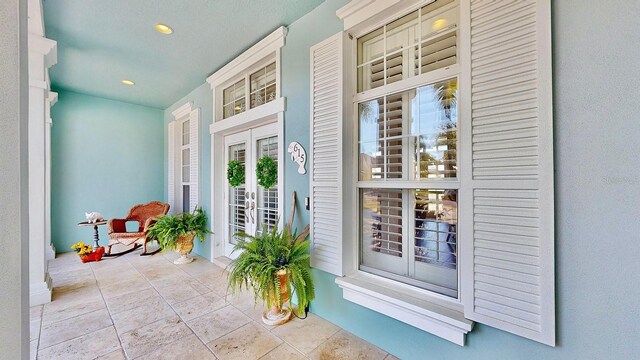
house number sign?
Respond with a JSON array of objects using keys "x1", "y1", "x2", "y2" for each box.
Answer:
[{"x1": 287, "y1": 141, "x2": 307, "y2": 175}]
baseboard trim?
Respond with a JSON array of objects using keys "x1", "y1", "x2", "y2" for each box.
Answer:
[{"x1": 30, "y1": 272, "x2": 52, "y2": 306}]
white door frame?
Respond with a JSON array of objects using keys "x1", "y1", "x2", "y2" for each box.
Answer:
[
  {"x1": 210, "y1": 111, "x2": 284, "y2": 262},
  {"x1": 223, "y1": 122, "x2": 280, "y2": 258}
]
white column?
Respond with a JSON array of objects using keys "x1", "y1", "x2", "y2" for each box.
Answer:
[
  {"x1": 28, "y1": 33, "x2": 57, "y2": 306},
  {"x1": 0, "y1": 0, "x2": 30, "y2": 357},
  {"x1": 45, "y1": 91, "x2": 57, "y2": 260}
]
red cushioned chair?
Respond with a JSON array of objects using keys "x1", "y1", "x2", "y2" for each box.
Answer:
[{"x1": 106, "y1": 201, "x2": 170, "y2": 256}]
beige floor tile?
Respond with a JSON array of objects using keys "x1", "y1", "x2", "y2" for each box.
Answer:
[
  {"x1": 147, "y1": 271, "x2": 190, "y2": 289},
  {"x1": 193, "y1": 270, "x2": 228, "y2": 293},
  {"x1": 260, "y1": 343, "x2": 307, "y2": 360},
  {"x1": 308, "y1": 330, "x2": 387, "y2": 360},
  {"x1": 96, "y1": 349, "x2": 126, "y2": 359},
  {"x1": 120, "y1": 315, "x2": 193, "y2": 359},
  {"x1": 30, "y1": 305, "x2": 44, "y2": 321},
  {"x1": 172, "y1": 292, "x2": 227, "y2": 321},
  {"x1": 51, "y1": 269, "x2": 96, "y2": 291},
  {"x1": 208, "y1": 322, "x2": 282, "y2": 360},
  {"x1": 105, "y1": 286, "x2": 161, "y2": 315},
  {"x1": 30, "y1": 319, "x2": 41, "y2": 341},
  {"x1": 272, "y1": 313, "x2": 340, "y2": 355},
  {"x1": 187, "y1": 305, "x2": 250, "y2": 343},
  {"x1": 49, "y1": 282, "x2": 102, "y2": 304},
  {"x1": 37, "y1": 326, "x2": 120, "y2": 360},
  {"x1": 157, "y1": 283, "x2": 201, "y2": 305},
  {"x1": 184, "y1": 277, "x2": 213, "y2": 295},
  {"x1": 112, "y1": 296, "x2": 175, "y2": 335},
  {"x1": 39, "y1": 308, "x2": 113, "y2": 349},
  {"x1": 41, "y1": 296, "x2": 105, "y2": 325},
  {"x1": 48, "y1": 256, "x2": 87, "y2": 275},
  {"x1": 99, "y1": 275, "x2": 152, "y2": 299},
  {"x1": 178, "y1": 257, "x2": 223, "y2": 276},
  {"x1": 136, "y1": 333, "x2": 216, "y2": 360}
]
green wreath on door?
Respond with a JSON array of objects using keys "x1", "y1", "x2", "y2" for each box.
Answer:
[{"x1": 256, "y1": 156, "x2": 277, "y2": 189}]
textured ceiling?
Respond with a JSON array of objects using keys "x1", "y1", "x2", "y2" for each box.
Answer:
[{"x1": 43, "y1": 0, "x2": 325, "y2": 109}]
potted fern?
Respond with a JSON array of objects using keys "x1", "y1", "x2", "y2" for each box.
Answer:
[
  {"x1": 147, "y1": 207, "x2": 213, "y2": 265},
  {"x1": 227, "y1": 192, "x2": 314, "y2": 325}
]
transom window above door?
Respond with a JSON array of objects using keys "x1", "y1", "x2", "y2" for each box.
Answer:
[{"x1": 221, "y1": 61, "x2": 278, "y2": 120}]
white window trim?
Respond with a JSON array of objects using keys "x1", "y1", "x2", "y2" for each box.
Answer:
[
  {"x1": 334, "y1": 0, "x2": 473, "y2": 346},
  {"x1": 335, "y1": 273, "x2": 472, "y2": 346},
  {"x1": 207, "y1": 26, "x2": 287, "y2": 125},
  {"x1": 208, "y1": 27, "x2": 287, "y2": 262}
]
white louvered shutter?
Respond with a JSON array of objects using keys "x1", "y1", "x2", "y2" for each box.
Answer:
[
  {"x1": 167, "y1": 121, "x2": 176, "y2": 211},
  {"x1": 461, "y1": 0, "x2": 555, "y2": 346},
  {"x1": 310, "y1": 32, "x2": 346, "y2": 276},
  {"x1": 189, "y1": 109, "x2": 200, "y2": 212}
]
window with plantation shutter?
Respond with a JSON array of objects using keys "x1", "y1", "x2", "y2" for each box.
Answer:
[
  {"x1": 460, "y1": 0, "x2": 555, "y2": 346},
  {"x1": 169, "y1": 103, "x2": 200, "y2": 214},
  {"x1": 331, "y1": 0, "x2": 553, "y2": 346},
  {"x1": 309, "y1": 32, "x2": 347, "y2": 276}
]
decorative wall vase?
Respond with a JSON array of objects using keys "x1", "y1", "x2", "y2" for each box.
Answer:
[{"x1": 287, "y1": 142, "x2": 307, "y2": 174}]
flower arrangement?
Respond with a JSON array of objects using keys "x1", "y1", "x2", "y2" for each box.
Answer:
[
  {"x1": 71, "y1": 242, "x2": 93, "y2": 255},
  {"x1": 71, "y1": 241, "x2": 105, "y2": 263}
]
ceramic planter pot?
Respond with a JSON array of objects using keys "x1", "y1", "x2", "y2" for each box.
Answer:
[
  {"x1": 173, "y1": 232, "x2": 196, "y2": 264},
  {"x1": 262, "y1": 269, "x2": 292, "y2": 326}
]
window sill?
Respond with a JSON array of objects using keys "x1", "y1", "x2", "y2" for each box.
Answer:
[{"x1": 335, "y1": 273, "x2": 473, "y2": 346}]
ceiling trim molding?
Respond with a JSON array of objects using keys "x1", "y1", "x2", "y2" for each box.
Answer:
[
  {"x1": 336, "y1": 0, "x2": 432, "y2": 34},
  {"x1": 171, "y1": 102, "x2": 194, "y2": 119},
  {"x1": 206, "y1": 26, "x2": 288, "y2": 88}
]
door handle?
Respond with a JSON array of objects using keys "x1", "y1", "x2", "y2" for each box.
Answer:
[
  {"x1": 245, "y1": 201, "x2": 250, "y2": 224},
  {"x1": 250, "y1": 201, "x2": 255, "y2": 224}
]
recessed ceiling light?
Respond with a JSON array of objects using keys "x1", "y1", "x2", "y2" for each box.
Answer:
[
  {"x1": 432, "y1": 18, "x2": 447, "y2": 31},
  {"x1": 155, "y1": 23, "x2": 173, "y2": 35},
  {"x1": 121, "y1": 80, "x2": 135, "y2": 86}
]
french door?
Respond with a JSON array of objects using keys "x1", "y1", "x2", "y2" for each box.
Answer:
[{"x1": 224, "y1": 123, "x2": 279, "y2": 258}]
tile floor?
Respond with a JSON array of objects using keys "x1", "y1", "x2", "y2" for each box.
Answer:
[{"x1": 31, "y1": 250, "x2": 398, "y2": 360}]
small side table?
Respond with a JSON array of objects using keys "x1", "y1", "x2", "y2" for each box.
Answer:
[{"x1": 78, "y1": 220, "x2": 108, "y2": 248}]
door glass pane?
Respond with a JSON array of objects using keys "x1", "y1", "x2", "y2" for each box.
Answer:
[
  {"x1": 228, "y1": 143, "x2": 246, "y2": 244},
  {"x1": 360, "y1": 189, "x2": 405, "y2": 276},
  {"x1": 182, "y1": 185, "x2": 190, "y2": 213},
  {"x1": 256, "y1": 135, "x2": 278, "y2": 234},
  {"x1": 414, "y1": 189, "x2": 457, "y2": 295}
]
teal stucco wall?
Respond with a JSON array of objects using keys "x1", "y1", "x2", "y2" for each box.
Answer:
[{"x1": 51, "y1": 91, "x2": 164, "y2": 253}]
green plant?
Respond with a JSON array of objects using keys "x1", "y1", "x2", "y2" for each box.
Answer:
[
  {"x1": 256, "y1": 156, "x2": 277, "y2": 189},
  {"x1": 227, "y1": 221, "x2": 314, "y2": 316},
  {"x1": 147, "y1": 207, "x2": 213, "y2": 251},
  {"x1": 227, "y1": 160, "x2": 245, "y2": 187}
]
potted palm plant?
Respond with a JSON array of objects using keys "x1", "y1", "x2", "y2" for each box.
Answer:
[
  {"x1": 147, "y1": 207, "x2": 213, "y2": 264},
  {"x1": 227, "y1": 192, "x2": 314, "y2": 325}
]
